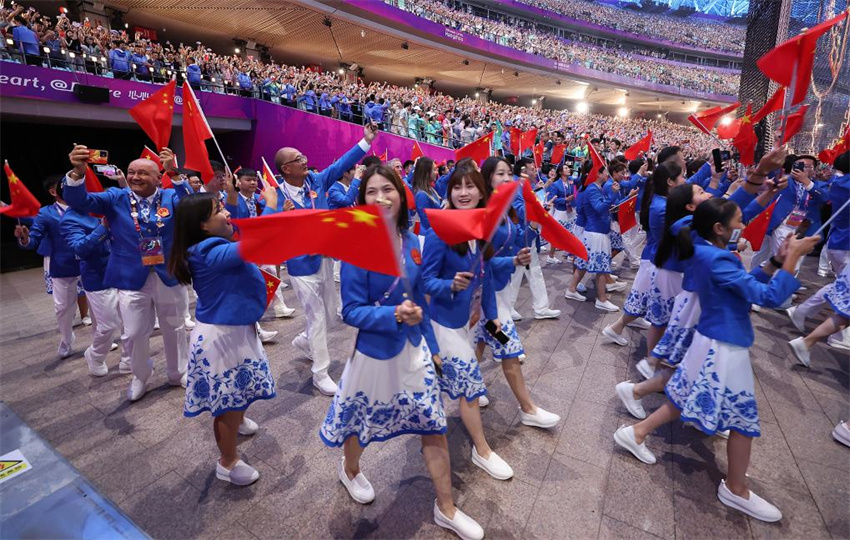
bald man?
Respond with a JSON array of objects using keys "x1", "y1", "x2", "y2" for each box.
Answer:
[
  {"x1": 64, "y1": 145, "x2": 193, "y2": 402},
  {"x1": 272, "y1": 123, "x2": 376, "y2": 395}
]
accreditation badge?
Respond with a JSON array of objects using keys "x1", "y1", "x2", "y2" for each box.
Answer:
[{"x1": 139, "y1": 236, "x2": 165, "y2": 266}]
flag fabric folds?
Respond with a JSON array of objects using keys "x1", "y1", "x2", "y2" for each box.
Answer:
[
  {"x1": 425, "y1": 181, "x2": 519, "y2": 245},
  {"x1": 624, "y1": 131, "x2": 652, "y2": 161},
  {"x1": 751, "y1": 87, "x2": 786, "y2": 123},
  {"x1": 140, "y1": 146, "x2": 163, "y2": 170},
  {"x1": 128, "y1": 79, "x2": 176, "y2": 151},
  {"x1": 617, "y1": 195, "x2": 639, "y2": 234},
  {"x1": 521, "y1": 180, "x2": 587, "y2": 260},
  {"x1": 584, "y1": 138, "x2": 606, "y2": 186},
  {"x1": 181, "y1": 84, "x2": 215, "y2": 183},
  {"x1": 732, "y1": 104, "x2": 758, "y2": 166},
  {"x1": 742, "y1": 198, "x2": 779, "y2": 251},
  {"x1": 84, "y1": 166, "x2": 104, "y2": 193},
  {"x1": 0, "y1": 161, "x2": 41, "y2": 218},
  {"x1": 455, "y1": 132, "x2": 493, "y2": 165},
  {"x1": 260, "y1": 157, "x2": 280, "y2": 189},
  {"x1": 550, "y1": 144, "x2": 567, "y2": 164},
  {"x1": 411, "y1": 140, "x2": 425, "y2": 162},
  {"x1": 259, "y1": 268, "x2": 281, "y2": 308},
  {"x1": 519, "y1": 128, "x2": 538, "y2": 156},
  {"x1": 780, "y1": 105, "x2": 809, "y2": 145}
]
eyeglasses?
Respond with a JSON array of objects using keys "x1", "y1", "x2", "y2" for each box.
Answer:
[{"x1": 282, "y1": 154, "x2": 307, "y2": 166}]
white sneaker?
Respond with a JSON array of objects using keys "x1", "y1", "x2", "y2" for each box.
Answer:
[
  {"x1": 168, "y1": 372, "x2": 188, "y2": 388},
  {"x1": 545, "y1": 256, "x2": 562, "y2": 265},
  {"x1": 602, "y1": 325, "x2": 629, "y2": 347},
  {"x1": 128, "y1": 377, "x2": 147, "y2": 401},
  {"x1": 238, "y1": 417, "x2": 259, "y2": 436},
  {"x1": 292, "y1": 333, "x2": 312, "y2": 359},
  {"x1": 434, "y1": 501, "x2": 484, "y2": 540},
  {"x1": 184, "y1": 316, "x2": 196, "y2": 330},
  {"x1": 471, "y1": 447, "x2": 513, "y2": 480},
  {"x1": 153, "y1": 317, "x2": 160, "y2": 330},
  {"x1": 280, "y1": 281, "x2": 289, "y2": 289},
  {"x1": 627, "y1": 317, "x2": 651, "y2": 330},
  {"x1": 595, "y1": 299, "x2": 619, "y2": 312},
  {"x1": 564, "y1": 289, "x2": 587, "y2": 302},
  {"x1": 339, "y1": 457, "x2": 375, "y2": 504},
  {"x1": 478, "y1": 395, "x2": 489, "y2": 408},
  {"x1": 817, "y1": 270, "x2": 829, "y2": 277},
  {"x1": 606, "y1": 281, "x2": 628, "y2": 293},
  {"x1": 636, "y1": 358, "x2": 655, "y2": 380},
  {"x1": 118, "y1": 361, "x2": 132, "y2": 374},
  {"x1": 510, "y1": 309, "x2": 522, "y2": 321},
  {"x1": 751, "y1": 304, "x2": 762, "y2": 313},
  {"x1": 786, "y1": 306, "x2": 805, "y2": 333},
  {"x1": 827, "y1": 335, "x2": 850, "y2": 351},
  {"x1": 82, "y1": 316, "x2": 93, "y2": 326},
  {"x1": 216, "y1": 459, "x2": 259, "y2": 486},
  {"x1": 539, "y1": 244, "x2": 549, "y2": 253},
  {"x1": 577, "y1": 282, "x2": 588, "y2": 293},
  {"x1": 716, "y1": 429, "x2": 730, "y2": 439},
  {"x1": 832, "y1": 421, "x2": 850, "y2": 448},
  {"x1": 613, "y1": 425, "x2": 656, "y2": 464},
  {"x1": 110, "y1": 342, "x2": 119, "y2": 351},
  {"x1": 58, "y1": 332, "x2": 76, "y2": 358},
  {"x1": 257, "y1": 327, "x2": 278, "y2": 343},
  {"x1": 533, "y1": 308, "x2": 561, "y2": 320},
  {"x1": 274, "y1": 306, "x2": 295, "y2": 318},
  {"x1": 788, "y1": 337, "x2": 811, "y2": 368},
  {"x1": 84, "y1": 347, "x2": 108, "y2": 377},
  {"x1": 519, "y1": 406, "x2": 560, "y2": 429},
  {"x1": 313, "y1": 373, "x2": 338, "y2": 396},
  {"x1": 717, "y1": 479, "x2": 782, "y2": 522},
  {"x1": 615, "y1": 381, "x2": 646, "y2": 419}
]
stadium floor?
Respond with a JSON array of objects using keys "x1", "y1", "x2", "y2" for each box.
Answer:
[{"x1": 0, "y1": 257, "x2": 847, "y2": 539}]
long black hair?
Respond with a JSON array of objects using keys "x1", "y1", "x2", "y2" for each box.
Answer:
[
  {"x1": 357, "y1": 164, "x2": 410, "y2": 233},
  {"x1": 168, "y1": 193, "x2": 220, "y2": 285},
  {"x1": 674, "y1": 197, "x2": 740, "y2": 261},
  {"x1": 445, "y1": 166, "x2": 495, "y2": 259},
  {"x1": 411, "y1": 156, "x2": 435, "y2": 193},
  {"x1": 639, "y1": 162, "x2": 682, "y2": 232},
  {"x1": 655, "y1": 184, "x2": 698, "y2": 268},
  {"x1": 480, "y1": 155, "x2": 519, "y2": 224}
]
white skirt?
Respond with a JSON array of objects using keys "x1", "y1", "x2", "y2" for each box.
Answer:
[
  {"x1": 623, "y1": 260, "x2": 655, "y2": 317},
  {"x1": 609, "y1": 221, "x2": 624, "y2": 251},
  {"x1": 477, "y1": 282, "x2": 524, "y2": 361},
  {"x1": 432, "y1": 321, "x2": 487, "y2": 401},
  {"x1": 574, "y1": 230, "x2": 611, "y2": 274},
  {"x1": 666, "y1": 331, "x2": 760, "y2": 437},
  {"x1": 552, "y1": 208, "x2": 576, "y2": 233},
  {"x1": 320, "y1": 339, "x2": 446, "y2": 448},
  {"x1": 826, "y1": 265, "x2": 850, "y2": 318},
  {"x1": 646, "y1": 268, "x2": 684, "y2": 326},
  {"x1": 653, "y1": 291, "x2": 700, "y2": 367},
  {"x1": 184, "y1": 322, "x2": 276, "y2": 417}
]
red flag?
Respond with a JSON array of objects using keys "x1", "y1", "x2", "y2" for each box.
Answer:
[
  {"x1": 617, "y1": 195, "x2": 639, "y2": 234},
  {"x1": 181, "y1": 84, "x2": 215, "y2": 184},
  {"x1": 521, "y1": 179, "x2": 587, "y2": 260},
  {"x1": 404, "y1": 183, "x2": 416, "y2": 211},
  {"x1": 584, "y1": 138, "x2": 606, "y2": 186},
  {"x1": 128, "y1": 79, "x2": 176, "y2": 151},
  {"x1": 687, "y1": 114, "x2": 713, "y2": 135},
  {"x1": 509, "y1": 126, "x2": 522, "y2": 155},
  {"x1": 260, "y1": 157, "x2": 280, "y2": 189},
  {"x1": 84, "y1": 166, "x2": 104, "y2": 193},
  {"x1": 551, "y1": 144, "x2": 567, "y2": 164},
  {"x1": 742, "y1": 198, "x2": 779, "y2": 251},
  {"x1": 751, "y1": 87, "x2": 786, "y2": 123},
  {"x1": 696, "y1": 102, "x2": 741, "y2": 131},
  {"x1": 455, "y1": 132, "x2": 493, "y2": 165},
  {"x1": 717, "y1": 117, "x2": 743, "y2": 140},
  {"x1": 757, "y1": 12, "x2": 848, "y2": 106},
  {"x1": 425, "y1": 181, "x2": 519, "y2": 245},
  {"x1": 259, "y1": 268, "x2": 281, "y2": 308},
  {"x1": 532, "y1": 142, "x2": 544, "y2": 168},
  {"x1": 732, "y1": 104, "x2": 758, "y2": 167},
  {"x1": 0, "y1": 161, "x2": 41, "y2": 218},
  {"x1": 140, "y1": 146, "x2": 163, "y2": 170},
  {"x1": 235, "y1": 205, "x2": 402, "y2": 276},
  {"x1": 379, "y1": 150, "x2": 388, "y2": 163},
  {"x1": 624, "y1": 130, "x2": 652, "y2": 161},
  {"x1": 411, "y1": 140, "x2": 425, "y2": 162},
  {"x1": 819, "y1": 125, "x2": 850, "y2": 164},
  {"x1": 780, "y1": 105, "x2": 809, "y2": 145},
  {"x1": 519, "y1": 128, "x2": 538, "y2": 155}
]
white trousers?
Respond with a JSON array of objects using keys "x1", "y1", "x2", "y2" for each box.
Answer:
[
  {"x1": 86, "y1": 287, "x2": 130, "y2": 366},
  {"x1": 52, "y1": 276, "x2": 78, "y2": 356},
  {"x1": 622, "y1": 224, "x2": 643, "y2": 265},
  {"x1": 178, "y1": 284, "x2": 192, "y2": 320},
  {"x1": 508, "y1": 248, "x2": 550, "y2": 314},
  {"x1": 118, "y1": 271, "x2": 188, "y2": 383},
  {"x1": 290, "y1": 258, "x2": 335, "y2": 375},
  {"x1": 260, "y1": 264, "x2": 290, "y2": 311}
]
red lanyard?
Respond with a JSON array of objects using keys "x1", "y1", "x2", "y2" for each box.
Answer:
[{"x1": 129, "y1": 191, "x2": 163, "y2": 237}]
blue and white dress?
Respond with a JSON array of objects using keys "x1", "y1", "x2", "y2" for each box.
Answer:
[
  {"x1": 826, "y1": 264, "x2": 850, "y2": 318},
  {"x1": 645, "y1": 267, "x2": 683, "y2": 327},
  {"x1": 653, "y1": 290, "x2": 699, "y2": 367},
  {"x1": 574, "y1": 183, "x2": 613, "y2": 274},
  {"x1": 624, "y1": 194, "x2": 667, "y2": 317}
]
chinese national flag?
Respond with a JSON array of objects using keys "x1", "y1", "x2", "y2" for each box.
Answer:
[
  {"x1": 411, "y1": 140, "x2": 425, "y2": 162},
  {"x1": 128, "y1": 79, "x2": 176, "y2": 151},
  {"x1": 519, "y1": 128, "x2": 538, "y2": 155},
  {"x1": 584, "y1": 138, "x2": 606, "y2": 186},
  {"x1": 424, "y1": 181, "x2": 519, "y2": 245},
  {"x1": 509, "y1": 126, "x2": 522, "y2": 155},
  {"x1": 521, "y1": 179, "x2": 587, "y2": 260},
  {"x1": 818, "y1": 125, "x2": 850, "y2": 164},
  {"x1": 140, "y1": 146, "x2": 163, "y2": 171},
  {"x1": 617, "y1": 195, "x2": 639, "y2": 234},
  {"x1": 181, "y1": 84, "x2": 215, "y2": 184},
  {"x1": 0, "y1": 161, "x2": 41, "y2": 218},
  {"x1": 687, "y1": 113, "x2": 713, "y2": 135},
  {"x1": 235, "y1": 205, "x2": 402, "y2": 276},
  {"x1": 732, "y1": 104, "x2": 758, "y2": 166},
  {"x1": 757, "y1": 12, "x2": 848, "y2": 106},
  {"x1": 259, "y1": 268, "x2": 281, "y2": 308},
  {"x1": 404, "y1": 183, "x2": 416, "y2": 211},
  {"x1": 697, "y1": 102, "x2": 741, "y2": 131},
  {"x1": 780, "y1": 105, "x2": 809, "y2": 145},
  {"x1": 624, "y1": 131, "x2": 652, "y2": 161},
  {"x1": 742, "y1": 198, "x2": 779, "y2": 251},
  {"x1": 551, "y1": 143, "x2": 567, "y2": 164},
  {"x1": 455, "y1": 132, "x2": 493, "y2": 165},
  {"x1": 84, "y1": 166, "x2": 104, "y2": 193},
  {"x1": 751, "y1": 87, "x2": 786, "y2": 123},
  {"x1": 717, "y1": 117, "x2": 743, "y2": 140},
  {"x1": 260, "y1": 156, "x2": 280, "y2": 188},
  {"x1": 533, "y1": 142, "x2": 544, "y2": 168},
  {"x1": 379, "y1": 149, "x2": 388, "y2": 162}
]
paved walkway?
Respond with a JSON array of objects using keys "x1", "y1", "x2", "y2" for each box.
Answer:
[{"x1": 0, "y1": 257, "x2": 847, "y2": 539}]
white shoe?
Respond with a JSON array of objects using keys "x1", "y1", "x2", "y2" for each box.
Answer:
[
  {"x1": 258, "y1": 327, "x2": 278, "y2": 343},
  {"x1": 606, "y1": 281, "x2": 628, "y2": 293},
  {"x1": 274, "y1": 306, "x2": 295, "y2": 318},
  {"x1": 118, "y1": 361, "x2": 132, "y2": 374},
  {"x1": 533, "y1": 308, "x2": 560, "y2": 320},
  {"x1": 613, "y1": 425, "x2": 656, "y2": 464},
  {"x1": 564, "y1": 289, "x2": 587, "y2": 302},
  {"x1": 338, "y1": 457, "x2": 375, "y2": 504},
  {"x1": 280, "y1": 281, "x2": 289, "y2": 289},
  {"x1": 471, "y1": 447, "x2": 513, "y2": 480},
  {"x1": 478, "y1": 395, "x2": 489, "y2": 408},
  {"x1": 751, "y1": 304, "x2": 762, "y2": 313},
  {"x1": 434, "y1": 501, "x2": 484, "y2": 540},
  {"x1": 615, "y1": 381, "x2": 646, "y2": 419},
  {"x1": 545, "y1": 256, "x2": 562, "y2": 265},
  {"x1": 539, "y1": 244, "x2": 549, "y2": 252},
  {"x1": 84, "y1": 347, "x2": 108, "y2": 377},
  {"x1": 238, "y1": 417, "x2": 259, "y2": 436},
  {"x1": 602, "y1": 325, "x2": 629, "y2": 346},
  {"x1": 216, "y1": 459, "x2": 259, "y2": 486},
  {"x1": 717, "y1": 480, "x2": 782, "y2": 522},
  {"x1": 636, "y1": 358, "x2": 654, "y2": 380},
  {"x1": 788, "y1": 337, "x2": 811, "y2": 368},
  {"x1": 313, "y1": 373, "x2": 338, "y2": 396},
  {"x1": 519, "y1": 406, "x2": 560, "y2": 429},
  {"x1": 168, "y1": 373, "x2": 188, "y2": 388},
  {"x1": 58, "y1": 332, "x2": 76, "y2": 358},
  {"x1": 577, "y1": 282, "x2": 588, "y2": 293},
  {"x1": 110, "y1": 342, "x2": 118, "y2": 351},
  {"x1": 128, "y1": 377, "x2": 147, "y2": 401},
  {"x1": 627, "y1": 317, "x2": 651, "y2": 330},
  {"x1": 292, "y1": 333, "x2": 312, "y2": 359},
  {"x1": 82, "y1": 316, "x2": 93, "y2": 326},
  {"x1": 510, "y1": 309, "x2": 522, "y2": 321},
  {"x1": 786, "y1": 306, "x2": 805, "y2": 333},
  {"x1": 817, "y1": 270, "x2": 829, "y2": 277},
  {"x1": 184, "y1": 316, "x2": 196, "y2": 330},
  {"x1": 153, "y1": 317, "x2": 160, "y2": 330},
  {"x1": 595, "y1": 299, "x2": 619, "y2": 312},
  {"x1": 827, "y1": 335, "x2": 850, "y2": 351},
  {"x1": 832, "y1": 421, "x2": 850, "y2": 448},
  {"x1": 716, "y1": 429, "x2": 730, "y2": 439}
]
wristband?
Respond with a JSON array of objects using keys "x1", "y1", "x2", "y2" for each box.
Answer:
[
  {"x1": 769, "y1": 256, "x2": 783, "y2": 268},
  {"x1": 745, "y1": 179, "x2": 764, "y2": 186}
]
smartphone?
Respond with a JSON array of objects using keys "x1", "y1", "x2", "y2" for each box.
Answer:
[
  {"x1": 87, "y1": 149, "x2": 109, "y2": 165},
  {"x1": 711, "y1": 148, "x2": 724, "y2": 173},
  {"x1": 792, "y1": 162, "x2": 806, "y2": 172},
  {"x1": 795, "y1": 218, "x2": 811, "y2": 239},
  {"x1": 94, "y1": 164, "x2": 118, "y2": 176},
  {"x1": 484, "y1": 320, "x2": 510, "y2": 345}
]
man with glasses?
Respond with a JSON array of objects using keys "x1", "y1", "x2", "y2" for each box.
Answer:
[{"x1": 272, "y1": 123, "x2": 377, "y2": 396}]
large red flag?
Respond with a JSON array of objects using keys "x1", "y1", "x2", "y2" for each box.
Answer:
[
  {"x1": 140, "y1": 146, "x2": 163, "y2": 170},
  {"x1": 509, "y1": 126, "x2": 522, "y2": 156},
  {"x1": 717, "y1": 117, "x2": 743, "y2": 140},
  {"x1": 519, "y1": 128, "x2": 538, "y2": 155},
  {"x1": 455, "y1": 132, "x2": 493, "y2": 165},
  {"x1": 425, "y1": 181, "x2": 519, "y2": 245},
  {"x1": 617, "y1": 195, "x2": 639, "y2": 234},
  {"x1": 695, "y1": 102, "x2": 741, "y2": 131},
  {"x1": 260, "y1": 156, "x2": 280, "y2": 189},
  {"x1": 128, "y1": 79, "x2": 176, "y2": 151},
  {"x1": 0, "y1": 161, "x2": 41, "y2": 218},
  {"x1": 584, "y1": 138, "x2": 606, "y2": 186},
  {"x1": 259, "y1": 268, "x2": 281, "y2": 308},
  {"x1": 411, "y1": 140, "x2": 425, "y2": 162},
  {"x1": 687, "y1": 114, "x2": 713, "y2": 135},
  {"x1": 624, "y1": 131, "x2": 652, "y2": 161},
  {"x1": 732, "y1": 104, "x2": 758, "y2": 166},
  {"x1": 235, "y1": 205, "x2": 402, "y2": 276},
  {"x1": 780, "y1": 105, "x2": 810, "y2": 145},
  {"x1": 819, "y1": 125, "x2": 850, "y2": 164},
  {"x1": 550, "y1": 143, "x2": 567, "y2": 164},
  {"x1": 181, "y1": 84, "x2": 215, "y2": 183},
  {"x1": 751, "y1": 87, "x2": 786, "y2": 123},
  {"x1": 521, "y1": 179, "x2": 587, "y2": 260},
  {"x1": 84, "y1": 166, "x2": 104, "y2": 193},
  {"x1": 742, "y1": 198, "x2": 779, "y2": 251},
  {"x1": 532, "y1": 142, "x2": 544, "y2": 168}
]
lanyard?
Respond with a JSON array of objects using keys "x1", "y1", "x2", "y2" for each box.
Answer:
[
  {"x1": 129, "y1": 190, "x2": 163, "y2": 237},
  {"x1": 281, "y1": 180, "x2": 314, "y2": 209},
  {"x1": 53, "y1": 203, "x2": 67, "y2": 218},
  {"x1": 374, "y1": 235, "x2": 408, "y2": 306}
]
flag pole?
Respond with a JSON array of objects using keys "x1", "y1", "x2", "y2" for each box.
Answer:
[
  {"x1": 776, "y1": 45, "x2": 799, "y2": 147},
  {"x1": 691, "y1": 115, "x2": 729, "y2": 149},
  {"x1": 811, "y1": 197, "x2": 850, "y2": 238}
]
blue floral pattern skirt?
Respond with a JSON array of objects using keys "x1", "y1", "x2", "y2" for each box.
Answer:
[
  {"x1": 623, "y1": 259, "x2": 654, "y2": 317},
  {"x1": 645, "y1": 268, "x2": 683, "y2": 327},
  {"x1": 477, "y1": 283, "x2": 525, "y2": 361},
  {"x1": 653, "y1": 291, "x2": 700, "y2": 367},
  {"x1": 826, "y1": 265, "x2": 850, "y2": 318},
  {"x1": 432, "y1": 321, "x2": 487, "y2": 401},
  {"x1": 552, "y1": 208, "x2": 576, "y2": 233},
  {"x1": 665, "y1": 332, "x2": 760, "y2": 437},
  {"x1": 184, "y1": 322, "x2": 277, "y2": 417},
  {"x1": 609, "y1": 221, "x2": 625, "y2": 251},
  {"x1": 320, "y1": 339, "x2": 446, "y2": 448},
  {"x1": 574, "y1": 230, "x2": 611, "y2": 274}
]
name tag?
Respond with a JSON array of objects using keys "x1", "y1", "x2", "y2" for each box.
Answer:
[
  {"x1": 785, "y1": 209, "x2": 806, "y2": 228},
  {"x1": 139, "y1": 236, "x2": 164, "y2": 266}
]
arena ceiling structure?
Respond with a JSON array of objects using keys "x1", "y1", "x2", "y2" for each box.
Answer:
[{"x1": 98, "y1": 0, "x2": 731, "y2": 118}]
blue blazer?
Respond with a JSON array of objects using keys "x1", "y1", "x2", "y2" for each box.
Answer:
[
  {"x1": 415, "y1": 189, "x2": 442, "y2": 233},
  {"x1": 575, "y1": 188, "x2": 588, "y2": 229},
  {"x1": 275, "y1": 141, "x2": 368, "y2": 276},
  {"x1": 583, "y1": 183, "x2": 613, "y2": 234},
  {"x1": 693, "y1": 244, "x2": 798, "y2": 347},
  {"x1": 488, "y1": 220, "x2": 521, "y2": 292},
  {"x1": 59, "y1": 209, "x2": 110, "y2": 291},
  {"x1": 640, "y1": 194, "x2": 667, "y2": 262},
  {"x1": 224, "y1": 193, "x2": 273, "y2": 219},
  {"x1": 63, "y1": 178, "x2": 193, "y2": 290},
  {"x1": 766, "y1": 179, "x2": 827, "y2": 235},
  {"x1": 828, "y1": 173, "x2": 850, "y2": 251},
  {"x1": 327, "y1": 180, "x2": 359, "y2": 210},
  {"x1": 421, "y1": 229, "x2": 498, "y2": 329},
  {"x1": 19, "y1": 204, "x2": 80, "y2": 278},
  {"x1": 341, "y1": 231, "x2": 439, "y2": 359},
  {"x1": 546, "y1": 179, "x2": 574, "y2": 212}
]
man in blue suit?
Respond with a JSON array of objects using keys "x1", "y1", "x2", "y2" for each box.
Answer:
[
  {"x1": 63, "y1": 145, "x2": 193, "y2": 402},
  {"x1": 272, "y1": 123, "x2": 376, "y2": 395}
]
